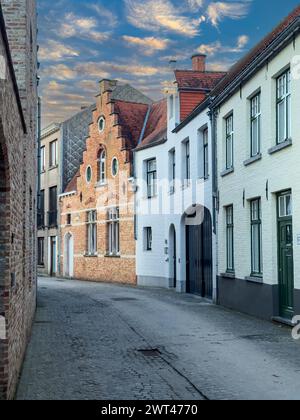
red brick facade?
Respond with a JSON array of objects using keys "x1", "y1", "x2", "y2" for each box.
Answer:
[
  {"x1": 0, "y1": 0, "x2": 37, "y2": 400},
  {"x1": 60, "y1": 81, "x2": 151, "y2": 284}
]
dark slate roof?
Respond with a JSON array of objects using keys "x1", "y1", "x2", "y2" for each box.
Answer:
[
  {"x1": 111, "y1": 84, "x2": 153, "y2": 105},
  {"x1": 175, "y1": 70, "x2": 226, "y2": 90},
  {"x1": 136, "y1": 99, "x2": 167, "y2": 151},
  {"x1": 212, "y1": 5, "x2": 300, "y2": 99}
]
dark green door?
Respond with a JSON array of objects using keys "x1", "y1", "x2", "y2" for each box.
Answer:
[{"x1": 278, "y1": 219, "x2": 294, "y2": 319}]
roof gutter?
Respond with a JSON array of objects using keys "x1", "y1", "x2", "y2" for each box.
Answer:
[{"x1": 211, "y1": 17, "x2": 300, "y2": 109}]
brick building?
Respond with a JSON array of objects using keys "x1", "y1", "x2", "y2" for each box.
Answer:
[
  {"x1": 0, "y1": 0, "x2": 37, "y2": 400},
  {"x1": 59, "y1": 80, "x2": 152, "y2": 284}
]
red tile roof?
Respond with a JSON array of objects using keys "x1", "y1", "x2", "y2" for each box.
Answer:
[
  {"x1": 65, "y1": 170, "x2": 80, "y2": 193},
  {"x1": 136, "y1": 99, "x2": 167, "y2": 150},
  {"x1": 113, "y1": 100, "x2": 149, "y2": 149},
  {"x1": 213, "y1": 5, "x2": 300, "y2": 97},
  {"x1": 175, "y1": 70, "x2": 226, "y2": 90}
]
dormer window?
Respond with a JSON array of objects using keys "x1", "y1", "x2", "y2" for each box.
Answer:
[{"x1": 98, "y1": 116, "x2": 105, "y2": 133}]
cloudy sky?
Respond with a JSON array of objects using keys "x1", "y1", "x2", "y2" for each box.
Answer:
[{"x1": 38, "y1": 0, "x2": 300, "y2": 127}]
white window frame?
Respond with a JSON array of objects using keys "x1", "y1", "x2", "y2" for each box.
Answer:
[
  {"x1": 276, "y1": 69, "x2": 291, "y2": 144},
  {"x1": 144, "y1": 227, "x2": 152, "y2": 251},
  {"x1": 40, "y1": 146, "x2": 45, "y2": 172},
  {"x1": 87, "y1": 210, "x2": 97, "y2": 256},
  {"x1": 225, "y1": 115, "x2": 234, "y2": 170},
  {"x1": 203, "y1": 128, "x2": 209, "y2": 179},
  {"x1": 107, "y1": 207, "x2": 120, "y2": 256},
  {"x1": 49, "y1": 140, "x2": 58, "y2": 168},
  {"x1": 146, "y1": 159, "x2": 157, "y2": 199},
  {"x1": 98, "y1": 116, "x2": 106, "y2": 133},
  {"x1": 250, "y1": 93, "x2": 261, "y2": 157},
  {"x1": 278, "y1": 192, "x2": 292, "y2": 218},
  {"x1": 98, "y1": 150, "x2": 106, "y2": 184}
]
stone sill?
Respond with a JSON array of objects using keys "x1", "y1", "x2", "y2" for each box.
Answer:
[
  {"x1": 95, "y1": 182, "x2": 108, "y2": 189},
  {"x1": 49, "y1": 165, "x2": 59, "y2": 171},
  {"x1": 220, "y1": 168, "x2": 234, "y2": 178},
  {"x1": 220, "y1": 272, "x2": 235, "y2": 279},
  {"x1": 84, "y1": 253, "x2": 98, "y2": 258},
  {"x1": 245, "y1": 276, "x2": 263, "y2": 284},
  {"x1": 244, "y1": 154, "x2": 262, "y2": 167},
  {"x1": 268, "y1": 138, "x2": 292, "y2": 155},
  {"x1": 104, "y1": 254, "x2": 121, "y2": 259}
]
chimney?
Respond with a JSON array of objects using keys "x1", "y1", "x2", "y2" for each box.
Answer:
[
  {"x1": 191, "y1": 54, "x2": 206, "y2": 72},
  {"x1": 169, "y1": 59, "x2": 177, "y2": 71},
  {"x1": 99, "y1": 79, "x2": 118, "y2": 95}
]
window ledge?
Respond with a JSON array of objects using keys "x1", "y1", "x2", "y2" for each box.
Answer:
[
  {"x1": 245, "y1": 276, "x2": 263, "y2": 284},
  {"x1": 105, "y1": 254, "x2": 121, "y2": 258},
  {"x1": 84, "y1": 253, "x2": 98, "y2": 258},
  {"x1": 49, "y1": 165, "x2": 58, "y2": 171},
  {"x1": 220, "y1": 272, "x2": 235, "y2": 279},
  {"x1": 268, "y1": 138, "x2": 292, "y2": 155},
  {"x1": 244, "y1": 154, "x2": 262, "y2": 167},
  {"x1": 220, "y1": 168, "x2": 234, "y2": 178},
  {"x1": 95, "y1": 182, "x2": 107, "y2": 188}
]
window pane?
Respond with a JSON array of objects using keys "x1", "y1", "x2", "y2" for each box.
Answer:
[
  {"x1": 286, "y1": 194, "x2": 292, "y2": 216},
  {"x1": 277, "y1": 100, "x2": 285, "y2": 143},
  {"x1": 252, "y1": 224, "x2": 260, "y2": 273}
]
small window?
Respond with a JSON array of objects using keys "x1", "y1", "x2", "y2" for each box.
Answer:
[
  {"x1": 203, "y1": 128, "x2": 209, "y2": 179},
  {"x1": 40, "y1": 146, "x2": 45, "y2": 172},
  {"x1": 169, "y1": 149, "x2": 176, "y2": 193},
  {"x1": 111, "y1": 158, "x2": 119, "y2": 177},
  {"x1": 107, "y1": 207, "x2": 120, "y2": 256},
  {"x1": 87, "y1": 210, "x2": 97, "y2": 255},
  {"x1": 66, "y1": 214, "x2": 71, "y2": 225},
  {"x1": 98, "y1": 149, "x2": 106, "y2": 184},
  {"x1": 251, "y1": 199, "x2": 263, "y2": 276},
  {"x1": 225, "y1": 115, "x2": 234, "y2": 170},
  {"x1": 277, "y1": 69, "x2": 291, "y2": 144},
  {"x1": 49, "y1": 140, "x2": 58, "y2": 167},
  {"x1": 86, "y1": 166, "x2": 92, "y2": 183},
  {"x1": 183, "y1": 140, "x2": 190, "y2": 182},
  {"x1": 98, "y1": 116, "x2": 106, "y2": 133},
  {"x1": 278, "y1": 192, "x2": 292, "y2": 218},
  {"x1": 144, "y1": 227, "x2": 152, "y2": 251},
  {"x1": 146, "y1": 159, "x2": 157, "y2": 199},
  {"x1": 38, "y1": 238, "x2": 44, "y2": 266},
  {"x1": 226, "y1": 205, "x2": 234, "y2": 272},
  {"x1": 250, "y1": 93, "x2": 261, "y2": 157}
]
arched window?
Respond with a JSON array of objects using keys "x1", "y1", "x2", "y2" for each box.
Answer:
[{"x1": 98, "y1": 149, "x2": 106, "y2": 184}]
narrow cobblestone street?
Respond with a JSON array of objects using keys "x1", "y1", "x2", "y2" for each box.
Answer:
[{"x1": 16, "y1": 277, "x2": 300, "y2": 400}]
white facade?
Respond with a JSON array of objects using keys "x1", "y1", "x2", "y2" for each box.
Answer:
[
  {"x1": 216, "y1": 33, "x2": 300, "y2": 320},
  {"x1": 136, "y1": 95, "x2": 217, "y2": 299}
]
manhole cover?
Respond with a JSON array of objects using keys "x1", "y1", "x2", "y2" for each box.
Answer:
[
  {"x1": 112, "y1": 297, "x2": 138, "y2": 302},
  {"x1": 138, "y1": 348, "x2": 161, "y2": 357}
]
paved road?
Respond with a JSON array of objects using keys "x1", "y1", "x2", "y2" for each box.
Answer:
[{"x1": 17, "y1": 277, "x2": 300, "y2": 400}]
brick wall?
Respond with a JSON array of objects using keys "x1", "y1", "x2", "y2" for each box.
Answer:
[
  {"x1": 0, "y1": 0, "x2": 37, "y2": 400},
  {"x1": 59, "y1": 87, "x2": 140, "y2": 285}
]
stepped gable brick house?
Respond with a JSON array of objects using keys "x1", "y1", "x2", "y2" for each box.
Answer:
[
  {"x1": 59, "y1": 80, "x2": 153, "y2": 284},
  {"x1": 0, "y1": 0, "x2": 38, "y2": 400}
]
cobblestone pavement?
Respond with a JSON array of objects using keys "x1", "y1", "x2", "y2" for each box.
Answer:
[{"x1": 16, "y1": 277, "x2": 300, "y2": 400}]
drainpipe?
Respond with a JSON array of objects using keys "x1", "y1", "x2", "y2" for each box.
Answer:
[
  {"x1": 36, "y1": 96, "x2": 41, "y2": 302},
  {"x1": 210, "y1": 102, "x2": 219, "y2": 304}
]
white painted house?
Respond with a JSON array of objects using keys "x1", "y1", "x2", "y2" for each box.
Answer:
[
  {"x1": 214, "y1": 5, "x2": 300, "y2": 322},
  {"x1": 135, "y1": 57, "x2": 225, "y2": 300}
]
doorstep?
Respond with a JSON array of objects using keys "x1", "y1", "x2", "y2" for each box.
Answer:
[{"x1": 272, "y1": 316, "x2": 296, "y2": 328}]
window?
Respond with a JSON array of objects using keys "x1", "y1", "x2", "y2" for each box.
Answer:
[
  {"x1": 66, "y1": 214, "x2": 71, "y2": 225},
  {"x1": 226, "y1": 206, "x2": 234, "y2": 272},
  {"x1": 251, "y1": 199, "x2": 262, "y2": 276},
  {"x1": 277, "y1": 69, "x2": 291, "y2": 144},
  {"x1": 278, "y1": 192, "x2": 292, "y2": 218},
  {"x1": 144, "y1": 227, "x2": 152, "y2": 251},
  {"x1": 111, "y1": 158, "x2": 119, "y2": 177},
  {"x1": 169, "y1": 149, "x2": 176, "y2": 193},
  {"x1": 147, "y1": 159, "x2": 157, "y2": 198},
  {"x1": 225, "y1": 115, "x2": 234, "y2": 170},
  {"x1": 48, "y1": 186, "x2": 57, "y2": 227},
  {"x1": 98, "y1": 116, "x2": 105, "y2": 133},
  {"x1": 49, "y1": 140, "x2": 58, "y2": 167},
  {"x1": 203, "y1": 128, "x2": 209, "y2": 179},
  {"x1": 38, "y1": 189, "x2": 45, "y2": 228},
  {"x1": 169, "y1": 95, "x2": 174, "y2": 119},
  {"x1": 40, "y1": 146, "x2": 45, "y2": 172},
  {"x1": 251, "y1": 93, "x2": 261, "y2": 156},
  {"x1": 86, "y1": 166, "x2": 92, "y2": 183},
  {"x1": 184, "y1": 140, "x2": 190, "y2": 182},
  {"x1": 98, "y1": 149, "x2": 106, "y2": 184},
  {"x1": 38, "y1": 238, "x2": 44, "y2": 266},
  {"x1": 87, "y1": 211, "x2": 97, "y2": 255},
  {"x1": 107, "y1": 208, "x2": 120, "y2": 256}
]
